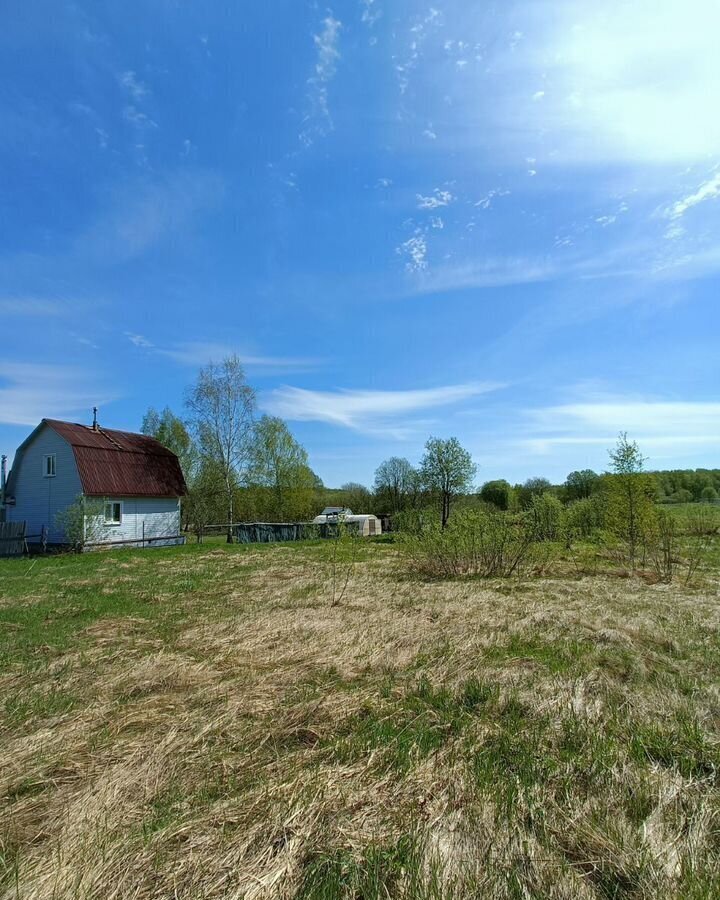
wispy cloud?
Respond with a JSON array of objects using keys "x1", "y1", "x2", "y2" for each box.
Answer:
[
  {"x1": 118, "y1": 70, "x2": 148, "y2": 100},
  {"x1": 0, "y1": 298, "x2": 65, "y2": 316},
  {"x1": 416, "y1": 189, "x2": 454, "y2": 209},
  {"x1": 405, "y1": 255, "x2": 562, "y2": 294},
  {"x1": 396, "y1": 7, "x2": 442, "y2": 95},
  {"x1": 78, "y1": 170, "x2": 224, "y2": 263},
  {"x1": 125, "y1": 332, "x2": 154, "y2": 349},
  {"x1": 263, "y1": 382, "x2": 502, "y2": 437},
  {"x1": 667, "y1": 172, "x2": 720, "y2": 220},
  {"x1": 301, "y1": 14, "x2": 342, "y2": 145},
  {"x1": 397, "y1": 234, "x2": 428, "y2": 272},
  {"x1": 520, "y1": 398, "x2": 720, "y2": 457},
  {"x1": 127, "y1": 338, "x2": 320, "y2": 373},
  {"x1": 361, "y1": 0, "x2": 381, "y2": 28},
  {"x1": 122, "y1": 106, "x2": 157, "y2": 129},
  {"x1": 0, "y1": 362, "x2": 116, "y2": 427}
]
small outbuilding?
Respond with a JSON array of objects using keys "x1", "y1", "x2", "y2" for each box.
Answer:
[
  {"x1": 312, "y1": 507, "x2": 382, "y2": 536},
  {"x1": 3, "y1": 416, "x2": 187, "y2": 548}
]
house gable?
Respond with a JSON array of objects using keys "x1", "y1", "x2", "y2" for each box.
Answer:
[{"x1": 5, "y1": 422, "x2": 83, "y2": 542}]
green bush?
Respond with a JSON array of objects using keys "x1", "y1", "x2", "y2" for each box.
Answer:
[
  {"x1": 527, "y1": 492, "x2": 565, "y2": 541},
  {"x1": 566, "y1": 496, "x2": 605, "y2": 539},
  {"x1": 401, "y1": 509, "x2": 536, "y2": 578}
]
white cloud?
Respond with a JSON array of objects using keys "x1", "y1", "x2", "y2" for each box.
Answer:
[
  {"x1": 118, "y1": 70, "x2": 148, "y2": 101},
  {"x1": 667, "y1": 172, "x2": 720, "y2": 220},
  {"x1": 0, "y1": 362, "x2": 116, "y2": 427},
  {"x1": 122, "y1": 106, "x2": 157, "y2": 129},
  {"x1": 314, "y1": 15, "x2": 342, "y2": 83},
  {"x1": 474, "y1": 189, "x2": 510, "y2": 210},
  {"x1": 0, "y1": 298, "x2": 64, "y2": 316},
  {"x1": 416, "y1": 189, "x2": 454, "y2": 209},
  {"x1": 263, "y1": 382, "x2": 501, "y2": 436},
  {"x1": 361, "y1": 0, "x2": 381, "y2": 27},
  {"x1": 521, "y1": 399, "x2": 720, "y2": 457},
  {"x1": 397, "y1": 7, "x2": 442, "y2": 94},
  {"x1": 153, "y1": 341, "x2": 319, "y2": 372},
  {"x1": 407, "y1": 255, "x2": 560, "y2": 293},
  {"x1": 302, "y1": 14, "x2": 342, "y2": 143},
  {"x1": 125, "y1": 332, "x2": 154, "y2": 349},
  {"x1": 397, "y1": 234, "x2": 428, "y2": 272}
]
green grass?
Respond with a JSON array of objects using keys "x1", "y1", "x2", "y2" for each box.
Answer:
[{"x1": 1, "y1": 538, "x2": 719, "y2": 899}]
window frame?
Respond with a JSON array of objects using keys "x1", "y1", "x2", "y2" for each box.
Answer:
[
  {"x1": 43, "y1": 454, "x2": 56, "y2": 478},
  {"x1": 104, "y1": 500, "x2": 123, "y2": 526}
]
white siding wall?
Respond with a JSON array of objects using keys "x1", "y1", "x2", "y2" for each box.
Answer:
[
  {"x1": 6, "y1": 427, "x2": 82, "y2": 542},
  {"x1": 89, "y1": 497, "x2": 181, "y2": 546}
]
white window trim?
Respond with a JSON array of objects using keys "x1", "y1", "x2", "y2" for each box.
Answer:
[
  {"x1": 104, "y1": 500, "x2": 123, "y2": 526},
  {"x1": 43, "y1": 454, "x2": 56, "y2": 478}
]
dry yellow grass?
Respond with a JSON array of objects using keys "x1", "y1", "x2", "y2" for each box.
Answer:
[{"x1": 1, "y1": 541, "x2": 719, "y2": 898}]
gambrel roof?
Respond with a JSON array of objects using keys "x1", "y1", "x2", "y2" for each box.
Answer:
[{"x1": 11, "y1": 419, "x2": 187, "y2": 498}]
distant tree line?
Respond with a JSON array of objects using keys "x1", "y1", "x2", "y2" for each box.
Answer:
[{"x1": 142, "y1": 355, "x2": 718, "y2": 540}]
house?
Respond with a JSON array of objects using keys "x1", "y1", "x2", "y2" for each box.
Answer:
[{"x1": 2, "y1": 416, "x2": 187, "y2": 547}]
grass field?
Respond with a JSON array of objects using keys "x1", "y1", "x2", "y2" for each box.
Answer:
[{"x1": 1, "y1": 537, "x2": 719, "y2": 898}]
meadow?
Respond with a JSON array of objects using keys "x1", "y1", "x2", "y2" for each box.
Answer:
[{"x1": 1, "y1": 531, "x2": 719, "y2": 899}]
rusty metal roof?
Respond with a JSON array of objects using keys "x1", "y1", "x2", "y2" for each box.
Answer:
[{"x1": 45, "y1": 419, "x2": 187, "y2": 497}]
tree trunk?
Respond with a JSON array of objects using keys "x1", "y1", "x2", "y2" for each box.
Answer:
[
  {"x1": 226, "y1": 476, "x2": 234, "y2": 543},
  {"x1": 441, "y1": 492, "x2": 450, "y2": 529}
]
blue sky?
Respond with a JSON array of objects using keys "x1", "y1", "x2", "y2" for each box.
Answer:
[{"x1": 2, "y1": 0, "x2": 720, "y2": 487}]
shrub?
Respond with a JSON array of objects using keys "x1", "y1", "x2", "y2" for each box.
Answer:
[
  {"x1": 55, "y1": 495, "x2": 106, "y2": 550},
  {"x1": 393, "y1": 507, "x2": 435, "y2": 536},
  {"x1": 479, "y1": 479, "x2": 514, "y2": 511},
  {"x1": 565, "y1": 496, "x2": 605, "y2": 539},
  {"x1": 401, "y1": 509, "x2": 536, "y2": 578},
  {"x1": 671, "y1": 489, "x2": 693, "y2": 504},
  {"x1": 527, "y1": 492, "x2": 565, "y2": 541}
]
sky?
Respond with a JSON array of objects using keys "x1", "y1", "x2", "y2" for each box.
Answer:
[{"x1": 2, "y1": 0, "x2": 720, "y2": 487}]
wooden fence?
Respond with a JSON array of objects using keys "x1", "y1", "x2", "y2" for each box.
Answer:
[{"x1": 0, "y1": 521, "x2": 27, "y2": 557}]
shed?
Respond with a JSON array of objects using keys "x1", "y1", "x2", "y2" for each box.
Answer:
[{"x1": 312, "y1": 510, "x2": 382, "y2": 537}]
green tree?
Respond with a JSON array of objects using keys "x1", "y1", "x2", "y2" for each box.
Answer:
[
  {"x1": 604, "y1": 433, "x2": 657, "y2": 569},
  {"x1": 517, "y1": 476, "x2": 553, "y2": 508},
  {"x1": 247, "y1": 416, "x2": 317, "y2": 521},
  {"x1": 339, "y1": 482, "x2": 372, "y2": 513},
  {"x1": 185, "y1": 355, "x2": 256, "y2": 540},
  {"x1": 373, "y1": 457, "x2": 418, "y2": 513},
  {"x1": 479, "y1": 479, "x2": 514, "y2": 511},
  {"x1": 420, "y1": 437, "x2": 476, "y2": 528},
  {"x1": 564, "y1": 469, "x2": 600, "y2": 502},
  {"x1": 141, "y1": 406, "x2": 196, "y2": 480}
]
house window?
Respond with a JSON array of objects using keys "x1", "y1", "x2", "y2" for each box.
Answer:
[
  {"x1": 104, "y1": 501, "x2": 122, "y2": 525},
  {"x1": 43, "y1": 455, "x2": 56, "y2": 477}
]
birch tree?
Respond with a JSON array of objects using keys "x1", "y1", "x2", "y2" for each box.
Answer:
[
  {"x1": 247, "y1": 415, "x2": 317, "y2": 521},
  {"x1": 185, "y1": 356, "x2": 256, "y2": 540},
  {"x1": 420, "y1": 437, "x2": 476, "y2": 529}
]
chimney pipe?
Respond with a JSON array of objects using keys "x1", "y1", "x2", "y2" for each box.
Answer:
[{"x1": 92, "y1": 407, "x2": 99, "y2": 431}]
